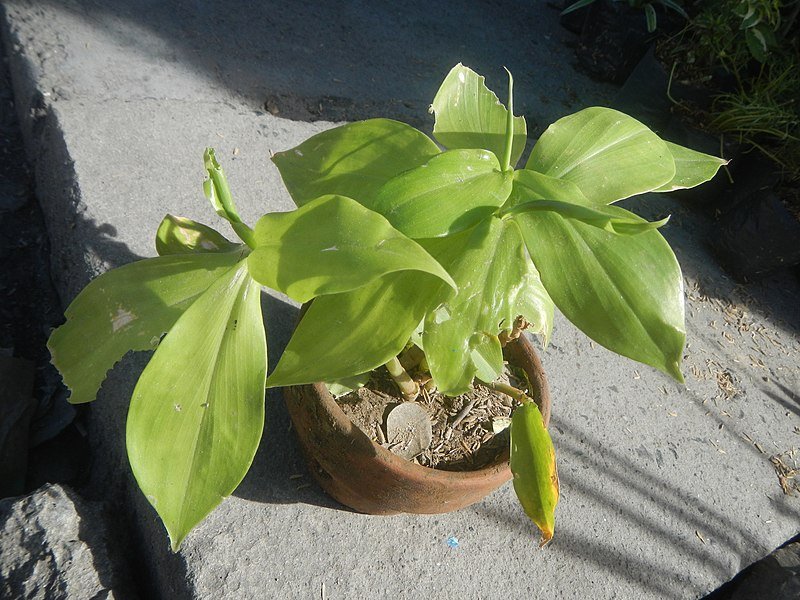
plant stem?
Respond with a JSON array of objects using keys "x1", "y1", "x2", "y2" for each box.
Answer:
[
  {"x1": 231, "y1": 221, "x2": 257, "y2": 250},
  {"x1": 488, "y1": 381, "x2": 534, "y2": 405},
  {"x1": 385, "y1": 356, "x2": 420, "y2": 402},
  {"x1": 501, "y1": 67, "x2": 515, "y2": 173}
]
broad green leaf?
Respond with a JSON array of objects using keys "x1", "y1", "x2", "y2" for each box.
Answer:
[
  {"x1": 272, "y1": 119, "x2": 440, "y2": 208},
  {"x1": 267, "y1": 271, "x2": 446, "y2": 387},
  {"x1": 431, "y1": 64, "x2": 527, "y2": 167},
  {"x1": 526, "y1": 107, "x2": 675, "y2": 205},
  {"x1": 422, "y1": 218, "x2": 554, "y2": 396},
  {"x1": 515, "y1": 207, "x2": 685, "y2": 381},
  {"x1": 127, "y1": 262, "x2": 266, "y2": 551},
  {"x1": 510, "y1": 170, "x2": 670, "y2": 234},
  {"x1": 247, "y1": 195, "x2": 455, "y2": 303},
  {"x1": 510, "y1": 402, "x2": 559, "y2": 545},
  {"x1": 47, "y1": 251, "x2": 244, "y2": 405},
  {"x1": 373, "y1": 149, "x2": 512, "y2": 238},
  {"x1": 156, "y1": 214, "x2": 241, "y2": 256},
  {"x1": 203, "y1": 148, "x2": 244, "y2": 223},
  {"x1": 653, "y1": 142, "x2": 728, "y2": 192}
]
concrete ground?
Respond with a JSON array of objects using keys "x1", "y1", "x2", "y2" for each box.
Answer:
[{"x1": 1, "y1": 0, "x2": 798, "y2": 598}]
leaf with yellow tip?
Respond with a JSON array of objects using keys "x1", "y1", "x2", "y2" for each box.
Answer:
[{"x1": 510, "y1": 402, "x2": 559, "y2": 546}]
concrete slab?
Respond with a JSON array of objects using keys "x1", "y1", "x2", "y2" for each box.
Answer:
[{"x1": 2, "y1": 0, "x2": 798, "y2": 598}]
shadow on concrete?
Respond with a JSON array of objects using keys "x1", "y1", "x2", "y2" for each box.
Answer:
[{"x1": 32, "y1": 0, "x2": 610, "y2": 134}]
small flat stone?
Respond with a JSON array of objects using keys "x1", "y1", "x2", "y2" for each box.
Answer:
[{"x1": 385, "y1": 402, "x2": 433, "y2": 460}]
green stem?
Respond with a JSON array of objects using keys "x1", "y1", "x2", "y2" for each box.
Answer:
[
  {"x1": 501, "y1": 67, "x2": 515, "y2": 173},
  {"x1": 231, "y1": 221, "x2": 257, "y2": 250},
  {"x1": 385, "y1": 356, "x2": 420, "y2": 402},
  {"x1": 488, "y1": 381, "x2": 532, "y2": 405}
]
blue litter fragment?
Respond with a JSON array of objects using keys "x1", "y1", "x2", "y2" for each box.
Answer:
[{"x1": 446, "y1": 536, "x2": 459, "y2": 549}]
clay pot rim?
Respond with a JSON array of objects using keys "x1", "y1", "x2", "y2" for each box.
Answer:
[{"x1": 303, "y1": 335, "x2": 551, "y2": 484}]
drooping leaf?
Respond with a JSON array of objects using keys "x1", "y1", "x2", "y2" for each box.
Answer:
[
  {"x1": 373, "y1": 149, "x2": 512, "y2": 238},
  {"x1": 247, "y1": 195, "x2": 456, "y2": 303},
  {"x1": 422, "y1": 218, "x2": 554, "y2": 395},
  {"x1": 653, "y1": 142, "x2": 729, "y2": 192},
  {"x1": 47, "y1": 251, "x2": 245, "y2": 405},
  {"x1": 272, "y1": 119, "x2": 440, "y2": 208},
  {"x1": 156, "y1": 214, "x2": 241, "y2": 256},
  {"x1": 514, "y1": 206, "x2": 685, "y2": 381},
  {"x1": 508, "y1": 199, "x2": 669, "y2": 235},
  {"x1": 266, "y1": 271, "x2": 447, "y2": 387},
  {"x1": 526, "y1": 107, "x2": 675, "y2": 205},
  {"x1": 509, "y1": 170, "x2": 670, "y2": 234},
  {"x1": 510, "y1": 402, "x2": 559, "y2": 545},
  {"x1": 126, "y1": 262, "x2": 266, "y2": 552},
  {"x1": 203, "y1": 148, "x2": 244, "y2": 224},
  {"x1": 431, "y1": 63, "x2": 527, "y2": 167}
]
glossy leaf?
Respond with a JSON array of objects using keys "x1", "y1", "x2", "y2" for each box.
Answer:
[
  {"x1": 431, "y1": 63, "x2": 527, "y2": 167},
  {"x1": 272, "y1": 119, "x2": 440, "y2": 208},
  {"x1": 156, "y1": 214, "x2": 241, "y2": 256},
  {"x1": 203, "y1": 148, "x2": 243, "y2": 223},
  {"x1": 508, "y1": 198, "x2": 669, "y2": 235},
  {"x1": 653, "y1": 142, "x2": 729, "y2": 192},
  {"x1": 267, "y1": 270, "x2": 446, "y2": 387},
  {"x1": 373, "y1": 149, "x2": 512, "y2": 238},
  {"x1": 47, "y1": 251, "x2": 244, "y2": 405},
  {"x1": 247, "y1": 195, "x2": 456, "y2": 303},
  {"x1": 508, "y1": 168, "x2": 590, "y2": 207},
  {"x1": 127, "y1": 263, "x2": 266, "y2": 551},
  {"x1": 526, "y1": 107, "x2": 675, "y2": 205},
  {"x1": 510, "y1": 402, "x2": 559, "y2": 545},
  {"x1": 515, "y1": 207, "x2": 685, "y2": 381},
  {"x1": 422, "y1": 218, "x2": 554, "y2": 395},
  {"x1": 510, "y1": 169, "x2": 669, "y2": 234}
]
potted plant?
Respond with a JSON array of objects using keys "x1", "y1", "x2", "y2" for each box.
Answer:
[{"x1": 47, "y1": 63, "x2": 725, "y2": 551}]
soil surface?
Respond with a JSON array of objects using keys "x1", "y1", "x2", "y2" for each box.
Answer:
[{"x1": 337, "y1": 364, "x2": 527, "y2": 471}]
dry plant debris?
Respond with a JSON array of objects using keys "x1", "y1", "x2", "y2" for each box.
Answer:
[{"x1": 770, "y1": 449, "x2": 800, "y2": 496}]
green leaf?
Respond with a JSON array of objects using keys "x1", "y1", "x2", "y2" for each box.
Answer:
[
  {"x1": 510, "y1": 169, "x2": 670, "y2": 233},
  {"x1": 515, "y1": 207, "x2": 685, "y2": 381},
  {"x1": 373, "y1": 149, "x2": 512, "y2": 238},
  {"x1": 247, "y1": 195, "x2": 456, "y2": 303},
  {"x1": 561, "y1": 0, "x2": 596, "y2": 15},
  {"x1": 526, "y1": 107, "x2": 675, "y2": 205},
  {"x1": 644, "y1": 3, "x2": 657, "y2": 32},
  {"x1": 507, "y1": 168, "x2": 591, "y2": 208},
  {"x1": 422, "y1": 218, "x2": 554, "y2": 396},
  {"x1": 47, "y1": 251, "x2": 245, "y2": 405},
  {"x1": 431, "y1": 64, "x2": 527, "y2": 167},
  {"x1": 471, "y1": 332, "x2": 504, "y2": 384},
  {"x1": 267, "y1": 270, "x2": 446, "y2": 387},
  {"x1": 510, "y1": 402, "x2": 559, "y2": 545},
  {"x1": 653, "y1": 142, "x2": 728, "y2": 192},
  {"x1": 272, "y1": 119, "x2": 440, "y2": 208},
  {"x1": 508, "y1": 198, "x2": 669, "y2": 235},
  {"x1": 156, "y1": 214, "x2": 241, "y2": 256},
  {"x1": 203, "y1": 148, "x2": 244, "y2": 224},
  {"x1": 325, "y1": 372, "x2": 372, "y2": 398},
  {"x1": 127, "y1": 262, "x2": 266, "y2": 552}
]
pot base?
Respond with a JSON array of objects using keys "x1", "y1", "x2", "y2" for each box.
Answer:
[{"x1": 283, "y1": 335, "x2": 551, "y2": 515}]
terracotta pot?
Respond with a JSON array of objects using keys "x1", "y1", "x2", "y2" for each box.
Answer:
[{"x1": 283, "y1": 334, "x2": 551, "y2": 515}]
